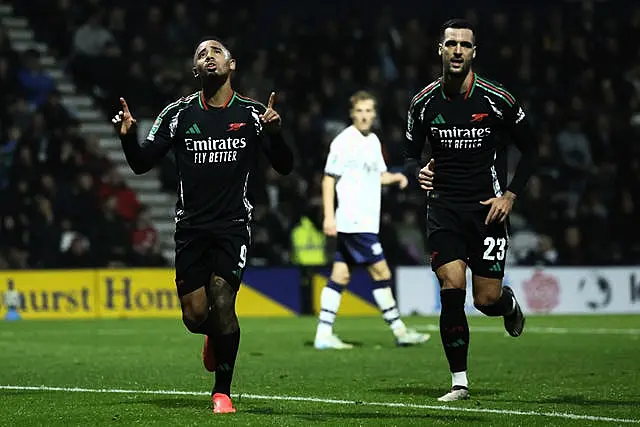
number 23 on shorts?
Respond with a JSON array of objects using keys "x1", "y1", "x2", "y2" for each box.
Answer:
[{"x1": 483, "y1": 237, "x2": 506, "y2": 261}]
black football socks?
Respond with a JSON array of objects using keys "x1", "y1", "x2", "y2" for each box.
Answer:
[
  {"x1": 212, "y1": 329, "x2": 241, "y2": 397},
  {"x1": 439, "y1": 289, "x2": 469, "y2": 373}
]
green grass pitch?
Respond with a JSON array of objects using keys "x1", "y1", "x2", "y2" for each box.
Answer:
[{"x1": 1, "y1": 315, "x2": 639, "y2": 426}]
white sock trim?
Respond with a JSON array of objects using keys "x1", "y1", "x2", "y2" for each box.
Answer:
[
  {"x1": 316, "y1": 286, "x2": 343, "y2": 336},
  {"x1": 372, "y1": 287, "x2": 406, "y2": 334},
  {"x1": 452, "y1": 371, "x2": 468, "y2": 388}
]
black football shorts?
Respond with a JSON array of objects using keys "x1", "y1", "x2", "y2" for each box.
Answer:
[
  {"x1": 427, "y1": 202, "x2": 509, "y2": 279},
  {"x1": 174, "y1": 224, "x2": 251, "y2": 297}
]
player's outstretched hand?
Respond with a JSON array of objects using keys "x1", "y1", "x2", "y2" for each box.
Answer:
[
  {"x1": 260, "y1": 92, "x2": 282, "y2": 134},
  {"x1": 323, "y1": 217, "x2": 337, "y2": 237},
  {"x1": 112, "y1": 97, "x2": 137, "y2": 137},
  {"x1": 480, "y1": 192, "x2": 516, "y2": 224},
  {"x1": 418, "y1": 159, "x2": 435, "y2": 191}
]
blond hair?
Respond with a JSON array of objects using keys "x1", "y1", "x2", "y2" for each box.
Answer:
[{"x1": 349, "y1": 91, "x2": 376, "y2": 108}]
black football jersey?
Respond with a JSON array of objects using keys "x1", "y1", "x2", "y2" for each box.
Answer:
[
  {"x1": 405, "y1": 73, "x2": 536, "y2": 209},
  {"x1": 120, "y1": 90, "x2": 293, "y2": 230}
]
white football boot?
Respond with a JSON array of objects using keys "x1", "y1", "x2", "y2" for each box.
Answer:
[
  {"x1": 437, "y1": 386, "x2": 470, "y2": 402},
  {"x1": 314, "y1": 333, "x2": 354, "y2": 350},
  {"x1": 395, "y1": 328, "x2": 431, "y2": 346}
]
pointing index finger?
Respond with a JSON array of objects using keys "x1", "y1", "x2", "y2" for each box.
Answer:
[
  {"x1": 267, "y1": 92, "x2": 276, "y2": 109},
  {"x1": 120, "y1": 97, "x2": 130, "y2": 114}
]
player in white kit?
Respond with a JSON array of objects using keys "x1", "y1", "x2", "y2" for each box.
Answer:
[{"x1": 314, "y1": 91, "x2": 431, "y2": 349}]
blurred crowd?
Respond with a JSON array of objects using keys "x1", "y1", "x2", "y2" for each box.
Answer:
[
  {"x1": 3, "y1": 0, "x2": 640, "y2": 268},
  {"x1": 0, "y1": 24, "x2": 167, "y2": 268}
]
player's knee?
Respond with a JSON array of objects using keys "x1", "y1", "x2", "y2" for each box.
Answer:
[
  {"x1": 437, "y1": 271, "x2": 465, "y2": 290},
  {"x1": 473, "y1": 288, "x2": 502, "y2": 307},
  {"x1": 330, "y1": 263, "x2": 350, "y2": 285},
  {"x1": 330, "y1": 272, "x2": 350, "y2": 285},
  {"x1": 436, "y1": 261, "x2": 467, "y2": 289},
  {"x1": 181, "y1": 306, "x2": 208, "y2": 333},
  {"x1": 180, "y1": 290, "x2": 209, "y2": 333},
  {"x1": 367, "y1": 261, "x2": 391, "y2": 281}
]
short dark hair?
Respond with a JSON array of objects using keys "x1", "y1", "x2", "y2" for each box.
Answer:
[
  {"x1": 194, "y1": 36, "x2": 232, "y2": 56},
  {"x1": 196, "y1": 36, "x2": 228, "y2": 49},
  {"x1": 440, "y1": 19, "x2": 475, "y2": 43}
]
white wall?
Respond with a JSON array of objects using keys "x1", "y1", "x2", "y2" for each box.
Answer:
[{"x1": 396, "y1": 267, "x2": 640, "y2": 315}]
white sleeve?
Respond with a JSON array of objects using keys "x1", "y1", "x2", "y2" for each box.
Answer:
[
  {"x1": 375, "y1": 136, "x2": 388, "y2": 173},
  {"x1": 324, "y1": 137, "x2": 346, "y2": 177}
]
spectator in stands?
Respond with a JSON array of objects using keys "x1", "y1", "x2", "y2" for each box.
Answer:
[
  {"x1": 514, "y1": 175, "x2": 555, "y2": 235},
  {"x1": 131, "y1": 205, "x2": 167, "y2": 267},
  {"x1": 3, "y1": 2, "x2": 640, "y2": 268},
  {"x1": 66, "y1": 172, "x2": 103, "y2": 236},
  {"x1": 123, "y1": 60, "x2": 160, "y2": 116},
  {"x1": 17, "y1": 48, "x2": 54, "y2": 108},
  {"x1": 1, "y1": 214, "x2": 30, "y2": 269},
  {"x1": 59, "y1": 229, "x2": 94, "y2": 268},
  {"x1": 251, "y1": 204, "x2": 290, "y2": 265},
  {"x1": 38, "y1": 172, "x2": 67, "y2": 218},
  {"x1": 3, "y1": 178, "x2": 33, "y2": 220},
  {"x1": 520, "y1": 235, "x2": 559, "y2": 266},
  {"x1": 0, "y1": 127, "x2": 20, "y2": 190},
  {"x1": 71, "y1": 9, "x2": 113, "y2": 60},
  {"x1": 98, "y1": 166, "x2": 140, "y2": 223},
  {"x1": 579, "y1": 188, "x2": 613, "y2": 262},
  {"x1": 558, "y1": 225, "x2": 590, "y2": 266},
  {"x1": 614, "y1": 189, "x2": 640, "y2": 264},
  {"x1": 38, "y1": 89, "x2": 73, "y2": 137},
  {"x1": 557, "y1": 119, "x2": 595, "y2": 196},
  {"x1": 106, "y1": 7, "x2": 128, "y2": 47},
  {"x1": 0, "y1": 26, "x2": 18, "y2": 65},
  {"x1": 0, "y1": 57, "x2": 19, "y2": 135},
  {"x1": 10, "y1": 145, "x2": 39, "y2": 186},
  {"x1": 21, "y1": 112, "x2": 51, "y2": 166},
  {"x1": 46, "y1": 139, "x2": 83, "y2": 185},
  {"x1": 70, "y1": 10, "x2": 118, "y2": 94},
  {"x1": 167, "y1": 2, "x2": 198, "y2": 46},
  {"x1": 9, "y1": 97, "x2": 32, "y2": 131},
  {"x1": 94, "y1": 195, "x2": 132, "y2": 267},
  {"x1": 80, "y1": 134, "x2": 112, "y2": 180},
  {"x1": 29, "y1": 194, "x2": 60, "y2": 267}
]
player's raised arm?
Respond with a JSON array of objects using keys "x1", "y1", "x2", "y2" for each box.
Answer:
[
  {"x1": 112, "y1": 97, "x2": 173, "y2": 175},
  {"x1": 259, "y1": 92, "x2": 294, "y2": 175},
  {"x1": 503, "y1": 101, "x2": 538, "y2": 198}
]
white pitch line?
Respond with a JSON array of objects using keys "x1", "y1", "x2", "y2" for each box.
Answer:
[
  {"x1": 415, "y1": 324, "x2": 640, "y2": 335},
  {"x1": 1, "y1": 385, "x2": 638, "y2": 424}
]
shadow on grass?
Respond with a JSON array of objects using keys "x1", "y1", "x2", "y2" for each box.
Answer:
[
  {"x1": 127, "y1": 397, "x2": 209, "y2": 410},
  {"x1": 372, "y1": 386, "x2": 505, "y2": 399},
  {"x1": 536, "y1": 394, "x2": 639, "y2": 407},
  {"x1": 132, "y1": 397, "x2": 487, "y2": 422}
]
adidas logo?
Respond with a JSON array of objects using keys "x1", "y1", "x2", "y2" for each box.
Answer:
[
  {"x1": 232, "y1": 268, "x2": 242, "y2": 279},
  {"x1": 489, "y1": 262, "x2": 502, "y2": 272},
  {"x1": 217, "y1": 362, "x2": 231, "y2": 372},
  {"x1": 185, "y1": 123, "x2": 202, "y2": 135},
  {"x1": 431, "y1": 114, "x2": 445, "y2": 124}
]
